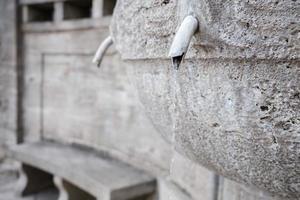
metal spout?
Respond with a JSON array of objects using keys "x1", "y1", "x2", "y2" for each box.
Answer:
[
  {"x1": 93, "y1": 36, "x2": 113, "y2": 68},
  {"x1": 169, "y1": 16, "x2": 199, "y2": 70}
]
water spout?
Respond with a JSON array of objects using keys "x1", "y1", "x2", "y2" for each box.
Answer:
[
  {"x1": 169, "y1": 16, "x2": 199, "y2": 70},
  {"x1": 93, "y1": 36, "x2": 113, "y2": 68},
  {"x1": 172, "y1": 55, "x2": 184, "y2": 70}
]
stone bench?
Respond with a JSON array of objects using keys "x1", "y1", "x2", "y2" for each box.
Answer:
[{"x1": 8, "y1": 141, "x2": 156, "y2": 200}]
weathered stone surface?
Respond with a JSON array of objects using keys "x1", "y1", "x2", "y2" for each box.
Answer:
[
  {"x1": 111, "y1": 0, "x2": 300, "y2": 60},
  {"x1": 123, "y1": 58, "x2": 300, "y2": 199},
  {"x1": 110, "y1": 0, "x2": 300, "y2": 198}
]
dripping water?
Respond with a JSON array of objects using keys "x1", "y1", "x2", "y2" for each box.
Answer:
[{"x1": 170, "y1": 56, "x2": 181, "y2": 145}]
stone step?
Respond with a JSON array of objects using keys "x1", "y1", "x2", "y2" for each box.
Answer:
[{"x1": 8, "y1": 141, "x2": 156, "y2": 200}]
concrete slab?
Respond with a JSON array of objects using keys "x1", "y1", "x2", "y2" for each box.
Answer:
[{"x1": 8, "y1": 141, "x2": 156, "y2": 200}]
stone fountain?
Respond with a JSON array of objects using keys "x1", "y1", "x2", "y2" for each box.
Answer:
[{"x1": 99, "y1": 0, "x2": 299, "y2": 199}]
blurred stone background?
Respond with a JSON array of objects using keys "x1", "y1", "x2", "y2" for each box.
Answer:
[{"x1": 0, "y1": 1, "x2": 298, "y2": 200}]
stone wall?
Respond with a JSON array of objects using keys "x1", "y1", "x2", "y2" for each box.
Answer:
[
  {"x1": 22, "y1": 26, "x2": 172, "y2": 173},
  {"x1": 0, "y1": 0, "x2": 19, "y2": 192},
  {"x1": 0, "y1": 0, "x2": 17, "y2": 161}
]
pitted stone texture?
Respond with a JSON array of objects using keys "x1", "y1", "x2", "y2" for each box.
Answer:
[
  {"x1": 111, "y1": 0, "x2": 299, "y2": 60},
  {"x1": 111, "y1": 0, "x2": 177, "y2": 60},
  {"x1": 111, "y1": 0, "x2": 300, "y2": 198},
  {"x1": 125, "y1": 59, "x2": 300, "y2": 199}
]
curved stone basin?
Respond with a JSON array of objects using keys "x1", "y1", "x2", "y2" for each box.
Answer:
[{"x1": 110, "y1": 0, "x2": 300, "y2": 198}]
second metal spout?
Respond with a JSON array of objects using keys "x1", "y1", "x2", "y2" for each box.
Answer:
[
  {"x1": 93, "y1": 36, "x2": 113, "y2": 68},
  {"x1": 169, "y1": 16, "x2": 199, "y2": 70}
]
